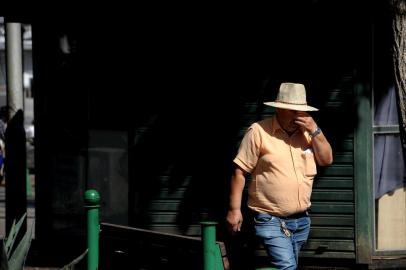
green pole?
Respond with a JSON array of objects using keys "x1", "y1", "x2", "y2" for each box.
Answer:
[
  {"x1": 84, "y1": 189, "x2": 100, "y2": 270},
  {"x1": 201, "y1": 221, "x2": 217, "y2": 270}
]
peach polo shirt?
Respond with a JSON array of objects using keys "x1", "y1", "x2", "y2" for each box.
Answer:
[{"x1": 233, "y1": 116, "x2": 317, "y2": 217}]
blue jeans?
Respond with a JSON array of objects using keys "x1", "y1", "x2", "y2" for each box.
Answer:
[{"x1": 254, "y1": 212, "x2": 311, "y2": 270}]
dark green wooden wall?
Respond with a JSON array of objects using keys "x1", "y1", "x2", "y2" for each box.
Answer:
[
  {"x1": 31, "y1": 1, "x2": 372, "y2": 268},
  {"x1": 301, "y1": 78, "x2": 356, "y2": 259}
]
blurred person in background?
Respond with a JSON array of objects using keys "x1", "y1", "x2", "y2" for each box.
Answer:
[{"x1": 0, "y1": 106, "x2": 7, "y2": 183}]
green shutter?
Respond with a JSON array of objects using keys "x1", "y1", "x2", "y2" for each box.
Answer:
[{"x1": 299, "y1": 79, "x2": 356, "y2": 259}]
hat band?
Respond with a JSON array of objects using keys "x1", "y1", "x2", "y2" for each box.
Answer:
[{"x1": 275, "y1": 100, "x2": 308, "y2": 105}]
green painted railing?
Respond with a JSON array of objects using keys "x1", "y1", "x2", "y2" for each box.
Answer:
[
  {"x1": 84, "y1": 189, "x2": 100, "y2": 270},
  {"x1": 83, "y1": 193, "x2": 275, "y2": 270},
  {"x1": 200, "y1": 221, "x2": 224, "y2": 270},
  {"x1": 200, "y1": 221, "x2": 276, "y2": 270}
]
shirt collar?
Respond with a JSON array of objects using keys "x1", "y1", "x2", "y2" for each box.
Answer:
[
  {"x1": 271, "y1": 115, "x2": 302, "y2": 137},
  {"x1": 271, "y1": 116, "x2": 282, "y2": 135}
]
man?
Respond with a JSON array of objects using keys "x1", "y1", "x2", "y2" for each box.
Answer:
[{"x1": 226, "y1": 82, "x2": 333, "y2": 269}]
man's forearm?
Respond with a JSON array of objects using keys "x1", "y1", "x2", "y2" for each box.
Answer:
[
  {"x1": 312, "y1": 133, "x2": 333, "y2": 166},
  {"x1": 229, "y1": 170, "x2": 246, "y2": 210}
]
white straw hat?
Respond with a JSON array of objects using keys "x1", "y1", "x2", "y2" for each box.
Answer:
[{"x1": 264, "y1": 82, "x2": 318, "y2": 111}]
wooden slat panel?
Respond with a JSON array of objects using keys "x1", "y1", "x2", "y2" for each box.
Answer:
[
  {"x1": 326, "y1": 89, "x2": 353, "y2": 102},
  {"x1": 313, "y1": 177, "x2": 353, "y2": 189},
  {"x1": 317, "y1": 165, "x2": 353, "y2": 176},
  {"x1": 325, "y1": 101, "x2": 350, "y2": 107},
  {"x1": 310, "y1": 214, "x2": 354, "y2": 226},
  {"x1": 332, "y1": 139, "x2": 353, "y2": 152},
  {"x1": 310, "y1": 202, "x2": 354, "y2": 214},
  {"x1": 299, "y1": 251, "x2": 355, "y2": 259},
  {"x1": 148, "y1": 213, "x2": 178, "y2": 224},
  {"x1": 153, "y1": 189, "x2": 186, "y2": 199},
  {"x1": 311, "y1": 190, "x2": 353, "y2": 201},
  {"x1": 303, "y1": 239, "x2": 355, "y2": 251},
  {"x1": 309, "y1": 227, "x2": 354, "y2": 239},
  {"x1": 332, "y1": 152, "x2": 353, "y2": 163},
  {"x1": 149, "y1": 200, "x2": 179, "y2": 211}
]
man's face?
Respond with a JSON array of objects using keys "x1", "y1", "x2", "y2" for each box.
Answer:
[{"x1": 276, "y1": 108, "x2": 302, "y2": 133}]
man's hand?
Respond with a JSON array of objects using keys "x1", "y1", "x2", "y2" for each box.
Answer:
[
  {"x1": 226, "y1": 209, "x2": 243, "y2": 234},
  {"x1": 294, "y1": 112, "x2": 318, "y2": 134}
]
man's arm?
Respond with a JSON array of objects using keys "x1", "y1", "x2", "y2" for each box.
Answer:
[
  {"x1": 226, "y1": 167, "x2": 246, "y2": 233},
  {"x1": 295, "y1": 112, "x2": 333, "y2": 166},
  {"x1": 310, "y1": 130, "x2": 333, "y2": 166}
]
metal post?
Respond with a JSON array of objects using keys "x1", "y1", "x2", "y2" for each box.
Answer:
[
  {"x1": 5, "y1": 20, "x2": 27, "y2": 235},
  {"x1": 5, "y1": 22, "x2": 24, "y2": 115},
  {"x1": 84, "y1": 189, "x2": 100, "y2": 270},
  {"x1": 201, "y1": 221, "x2": 217, "y2": 270}
]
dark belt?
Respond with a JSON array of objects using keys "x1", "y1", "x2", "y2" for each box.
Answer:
[{"x1": 279, "y1": 211, "x2": 309, "y2": 220}]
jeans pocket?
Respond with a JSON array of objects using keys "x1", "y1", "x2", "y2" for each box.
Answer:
[{"x1": 254, "y1": 214, "x2": 273, "y2": 224}]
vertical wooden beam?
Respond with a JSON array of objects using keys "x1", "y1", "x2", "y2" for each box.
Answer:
[{"x1": 354, "y1": 82, "x2": 373, "y2": 264}]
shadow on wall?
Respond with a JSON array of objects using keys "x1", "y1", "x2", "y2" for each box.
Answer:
[{"x1": 127, "y1": 0, "x2": 367, "y2": 239}]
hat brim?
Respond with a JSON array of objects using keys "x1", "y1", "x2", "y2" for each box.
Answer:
[{"x1": 264, "y1": 102, "x2": 318, "y2": 111}]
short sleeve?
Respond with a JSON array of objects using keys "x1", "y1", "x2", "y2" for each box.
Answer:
[{"x1": 233, "y1": 124, "x2": 262, "y2": 173}]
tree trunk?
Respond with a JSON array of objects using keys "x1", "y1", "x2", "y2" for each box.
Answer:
[{"x1": 391, "y1": 0, "x2": 406, "y2": 161}]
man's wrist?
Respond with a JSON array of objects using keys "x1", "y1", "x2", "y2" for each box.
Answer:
[{"x1": 310, "y1": 127, "x2": 322, "y2": 138}]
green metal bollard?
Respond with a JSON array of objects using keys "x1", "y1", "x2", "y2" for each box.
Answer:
[
  {"x1": 201, "y1": 221, "x2": 218, "y2": 270},
  {"x1": 84, "y1": 189, "x2": 100, "y2": 270}
]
